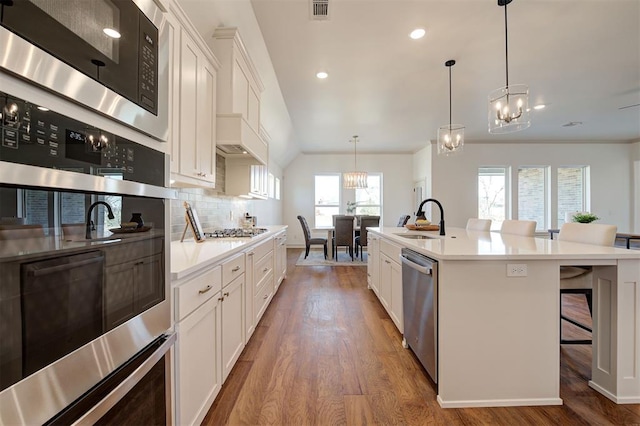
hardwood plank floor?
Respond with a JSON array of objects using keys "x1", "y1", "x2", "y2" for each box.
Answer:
[{"x1": 203, "y1": 248, "x2": 640, "y2": 425}]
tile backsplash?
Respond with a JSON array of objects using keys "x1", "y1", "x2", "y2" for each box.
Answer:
[{"x1": 170, "y1": 189, "x2": 250, "y2": 241}]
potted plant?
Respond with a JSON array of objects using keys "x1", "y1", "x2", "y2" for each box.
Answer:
[
  {"x1": 572, "y1": 212, "x2": 599, "y2": 223},
  {"x1": 346, "y1": 201, "x2": 357, "y2": 215}
]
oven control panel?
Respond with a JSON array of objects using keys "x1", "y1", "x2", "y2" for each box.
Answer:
[{"x1": 0, "y1": 90, "x2": 164, "y2": 187}]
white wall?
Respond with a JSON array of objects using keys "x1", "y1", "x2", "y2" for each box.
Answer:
[
  {"x1": 284, "y1": 153, "x2": 414, "y2": 247},
  {"x1": 430, "y1": 141, "x2": 634, "y2": 232}
]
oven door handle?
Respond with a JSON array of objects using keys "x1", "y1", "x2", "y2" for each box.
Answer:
[{"x1": 49, "y1": 332, "x2": 176, "y2": 426}]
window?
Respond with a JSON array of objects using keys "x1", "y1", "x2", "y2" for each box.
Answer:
[
  {"x1": 275, "y1": 178, "x2": 281, "y2": 200},
  {"x1": 478, "y1": 167, "x2": 508, "y2": 230},
  {"x1": 557, "y1": 166, "x2": 589, "y2": 226},
  {"x1": 268, "y1": 173, "x2": 275, "y2": 198},
  {"x1": 314, "y1": 174, "x2": 340, "y2": 227},
  {"x1": 518, "y1": 166, "x2": 548, "y2": 231},
  {"x1": 355, "y1": 174, "x2": 382, "y2": 217}
]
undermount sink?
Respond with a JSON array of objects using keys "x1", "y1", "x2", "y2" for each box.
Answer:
[{"x1": 394, "y1": 233, "x2": 434, "y2": 240}]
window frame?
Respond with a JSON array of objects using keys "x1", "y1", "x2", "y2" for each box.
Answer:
[{"x1": 314, "y1": 173, "x2": 341, "y2": 227}]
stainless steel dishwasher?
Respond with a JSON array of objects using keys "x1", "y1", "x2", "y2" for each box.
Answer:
[{"x1": 401, "y1": 248, "x2": 438, "y2": 383}]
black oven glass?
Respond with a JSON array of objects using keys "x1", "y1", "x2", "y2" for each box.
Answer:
[
  {"x1": 0, "y1": 185, "x2": 165, "y2": 393},
  {"x1": 0, "y1": 90, "x2": 165, "y2": 187},
  {"x1": 0, "y1": 0, "x2": 158, "y2": 114}
]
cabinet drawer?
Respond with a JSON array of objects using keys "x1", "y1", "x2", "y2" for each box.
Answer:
[
  {"x1": 222, "y1": 252, "x2": 245, "y2": 287},
  {"x1": 254, "y1": 272, "x2": 273, "y2": 323},
  {"x1": 105, "y1": 236, "x2": 163, "y2": 266},
  {"x1": 253, "y1": 250, "x2": 273, "y2": 293},
  {"x1": 248, "y1": 238, "x2": 272, "y2": 263},
  {"x1": 176, "y1": 266, "x2": 222, "y2": 321},
  {"x1": 380, "y1": 239, "x2": 401, "y2": 262}
]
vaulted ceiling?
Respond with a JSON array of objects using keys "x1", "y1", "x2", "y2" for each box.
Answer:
[{"x1": 178, "y1": 0, "x2": 640, "y2": 167}]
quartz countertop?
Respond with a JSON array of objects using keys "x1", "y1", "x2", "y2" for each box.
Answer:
[
  {"x1": 370, "y1": 226, "x2": 640, "y2": 261},
  {"x1": 171, "y1": 225, "x2": 287, "y2": 281}
]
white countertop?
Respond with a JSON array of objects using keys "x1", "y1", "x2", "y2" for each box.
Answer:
[
  {"x1": 370, "y1": 226, "x2": 640, "y2": 261},
  {"x1": 170, "y1": 225, "x2": 287, "y2": 280}
]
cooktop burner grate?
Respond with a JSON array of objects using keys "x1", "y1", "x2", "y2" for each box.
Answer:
[{"x1": 204, "y1": 228, "x2": 268, "y2": 238}]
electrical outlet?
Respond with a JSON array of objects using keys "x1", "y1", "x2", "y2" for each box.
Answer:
[{"x1": 507, "y1": 263, "x2": 527, "y2": 277}]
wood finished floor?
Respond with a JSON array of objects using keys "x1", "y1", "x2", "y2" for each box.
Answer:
[{"x1": 203, "y1": 248, "x2": 640, "y2": 426}]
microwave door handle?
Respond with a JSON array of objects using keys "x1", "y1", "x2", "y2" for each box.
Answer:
[{"x1": 25, "y1": 256, "x2": 104, "y2": 277}]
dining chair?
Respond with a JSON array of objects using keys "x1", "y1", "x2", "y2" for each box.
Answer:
[
  {"x1": 332, "y1": 215, "x2": 355, "y2": 261},
  {"x1": 500, "y1": 219, "x2": 536, "y2": 236},
  {"x1": 465, "y1": 218, "x2": 492, "y2": 231},
  {"x1": 355, "y1": 215, "x2": 380, "y2": 260},
  {"x1": 397, "y1": 214, "x2": 411, "y2": 227},
  {"x1": 297, "y1": 215, "x2": 327, "y2": 259},
  {"x1": 558, "y1": 222, "x2": 617, "y2": 344}
]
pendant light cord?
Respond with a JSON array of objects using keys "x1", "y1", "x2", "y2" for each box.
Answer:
[
  {"x1": 448, "y1": 66, "x2": 452, "y2": 128},
  {"x1": 504, "y1": 1, "x2": 509, "y2": 88}
]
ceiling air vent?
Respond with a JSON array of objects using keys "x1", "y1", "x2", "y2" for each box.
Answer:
[{"x1": 311, "y1": 0, "x2": 330, "y2": 20}]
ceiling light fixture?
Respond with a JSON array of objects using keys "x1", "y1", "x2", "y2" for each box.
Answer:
[
  {"x1": 316, "y1": 71, "x2": 328, "y2": 79},
  {"x1": 437, "y1": 60, "x2": 464, "y2": 156},
  {"x1": 343, "y1": 135, "x2": 367, "y2": 189},
  {"x1": 488, "y1": 0, "x2": 530, "y2": 134},
  {"x1": 409, "y1": 28, "x2": 426, "y2": 39}
]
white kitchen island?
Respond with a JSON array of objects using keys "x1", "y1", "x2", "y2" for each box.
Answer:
[{"x1": 368, "y1": 226, "x2": 640, "y2": 409}]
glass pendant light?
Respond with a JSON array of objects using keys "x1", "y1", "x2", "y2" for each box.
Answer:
[
  {"x1": 437, "y1": 60, "x2": 464, "y2": 156},
  {"x1": 488, "y1": 0, "x2": 530, "y2": 134},
  {"x1": 343, "y1": 135, "x2": 367, "y2": 189}
]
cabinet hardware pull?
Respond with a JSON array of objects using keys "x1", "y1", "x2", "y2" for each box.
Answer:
[
  {"x1": 248, "y1": 252, "x2": 254, "y2": 256},
  {"x1": 224, "y1": 292, "x2": 229, "y2": 297},
  {"x1": 218, "y1": 297, "x2": 224, "y2": 301},
  {"x1": 263, "y1": 267, "x2": 268, "y2": 272},
  {"x1": 385, "y1": 260, "x2": 391, "y2": 264},
  {"x1": 199, "y1": 285, "x2": 212, "y2": 294},
  {"x1": 263, "y1": 294, "x2": 268, "y2": 300},
  {"x1": 232, "y1": 266, "x2": 240, "y2": 272}
]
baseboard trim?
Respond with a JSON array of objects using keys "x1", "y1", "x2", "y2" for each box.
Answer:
[{"x1": 437, "y1": 395, "x2": 563, "y2": 408}]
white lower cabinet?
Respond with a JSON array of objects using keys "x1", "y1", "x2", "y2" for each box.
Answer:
[
  {"x1": 173, "y1": 231, "x2": 287, "y2": 425},
  {"x1": 274, "y1": 230, "x2": 287, "y2": 290},
  {"x1": 175, "y1": 267, "x2": 222, "y2": 426},
  {"x1": 371, "y1": 238, "x2": 403, "y2": 333},
  {"x1": 221, "y1": 273, "x2": 245, "y2": 381}
]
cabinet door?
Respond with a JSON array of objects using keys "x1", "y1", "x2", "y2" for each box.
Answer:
[
  {"x1": 104, "y1": 262, "x2": 136, "y2": 330},
  {"x1": 368, "y1": 236, "x2": 380, "y2": 295},
  {"x1": 176, "y1": 295, "x2": 222, "y2": 426},
  {"x1": 178, "y1": 30, "x2": 200, "y2": 180},
  {"x1": 379, "y1": 253, "x2": 392, "y2": 310},
  {"x1": 166, "y1": 11, "x2": 180, "y2": 175},
  {"x1": 197, "y1": 58, "x2": 216, "y2": 184},
  {"x1": 134, "y1": 254, "x2": 164, "y2": 314},
  {"x1": 221, "y1": 274, "x2": 245, "y2": 381},
  {"x1": 244, "y1": 250, "x2": 255, "y2": 340},
  {"x1": 275, "y1": 232, "x2": 287, "y2": 288},
  {"x1": 389, "y1": 258, "x2": 403, "y2": 333}
]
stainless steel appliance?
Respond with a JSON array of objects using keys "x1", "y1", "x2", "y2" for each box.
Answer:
[
  {"x1": 0, "y1": 0, "x2": 168, "y2": 140},
  {"x1": 0, "y1": 88, "x2": 175, "y2": 424},
  {"x1": 401, "y1": 248, "x2": 438, "y2": 383}
]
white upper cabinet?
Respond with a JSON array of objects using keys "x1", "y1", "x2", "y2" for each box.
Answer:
[{"x1": 167, "y1": 2, "x2": 220, "y2": 188}]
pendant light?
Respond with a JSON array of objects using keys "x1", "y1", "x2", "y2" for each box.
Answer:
[
  {"x1": 343, "y1": 135, "x2": 367, "y2": 189},
  {"x1": 488, "y1": 0, "x2": 530, "y2": 134},
  {"x1": 437, "y1": 60, "x2": 464, "y2": 156}
]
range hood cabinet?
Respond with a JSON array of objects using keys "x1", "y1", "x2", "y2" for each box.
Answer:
[
  {"x1": 217, "y1": 113, "x2": 268, "y2": 165},
  {"x1": 223, "y1": 156, "x2": 268, "y2": 199}
]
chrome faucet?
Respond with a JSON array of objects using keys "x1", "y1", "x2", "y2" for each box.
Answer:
[
  {"x1": 415, "y1": 198, "x2": 445, "y2": 236},
  {"x1": 86, "y1": 201, "x2": 115, "y2": 239}
]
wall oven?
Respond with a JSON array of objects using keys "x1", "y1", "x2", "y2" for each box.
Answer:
[
  {"x1": 0, "y1": 0, "x2": 168, "y2": 141},
  {"x1": 0, "y1": 86, "x2": 175, "y2": 424}
]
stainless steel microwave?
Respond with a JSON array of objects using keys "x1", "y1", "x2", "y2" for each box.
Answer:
[{"x1": 0, "y1": 0, "x2": 168, "y2": 141}]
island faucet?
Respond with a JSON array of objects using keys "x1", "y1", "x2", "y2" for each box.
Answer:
[
  {"x1": 86, "y1": 201, "x2": 115, "y2": 239},
  {"x1": 415, "y1": 198, "x2": 445, "y2": 236}
]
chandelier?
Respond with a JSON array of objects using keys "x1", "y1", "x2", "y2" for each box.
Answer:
[
  {"x1": 343, "y1": 135, "x2": 367, "y2": 189},
  {"x1": 488, "y1": 0, "x2": 530, "y2": 134},
  {"x1": 437, "y1": 60, "x2": 464, "y2": 156}
]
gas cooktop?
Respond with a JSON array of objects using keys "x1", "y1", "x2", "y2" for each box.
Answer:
[{"x1": 204, "y1": 228, "x2": 269, "y2": 238}]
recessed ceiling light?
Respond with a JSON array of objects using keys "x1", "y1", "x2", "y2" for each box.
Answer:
[
  {"x1": 316, "y1": 71, "x2": 328, "y2": 79},
  {"x1": 409, "y1": 28, "x2": 426, "y2": 39},
  {"x1": 533, "y1": 104, "x2": 546, "y2": 110},
  {"x1": 103, "y1": 28, "x2": 121, "y2": 39}
]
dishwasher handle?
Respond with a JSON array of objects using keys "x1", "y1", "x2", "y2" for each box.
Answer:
[{"x1": 400, "y1": 253, "x2": 432, "y2": 275}]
